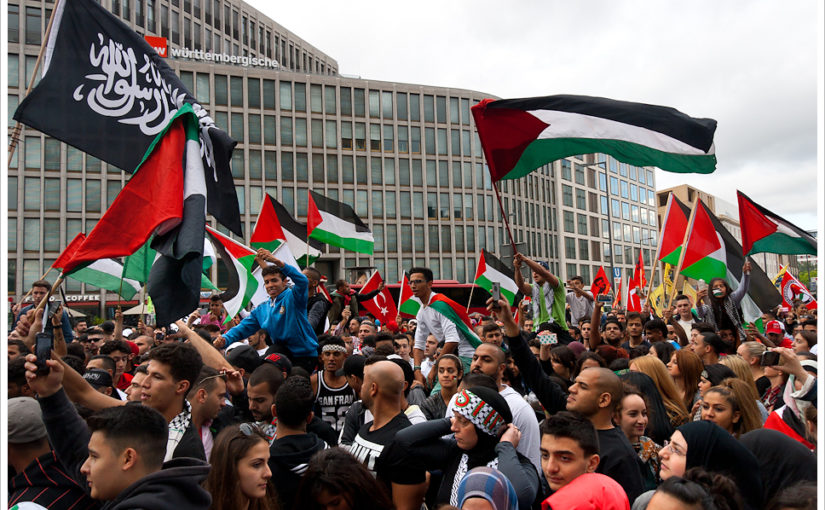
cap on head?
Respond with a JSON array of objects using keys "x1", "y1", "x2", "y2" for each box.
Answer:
[{"x1": 8, "y1": 397, "x2": 48, "y2": 443}]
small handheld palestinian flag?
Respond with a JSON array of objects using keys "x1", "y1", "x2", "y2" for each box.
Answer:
[
  {"x1": 471, "y1": 94, "x2": 717, "y2": 182},
  {"x1": 307, "y1": 191, "x2": 374, "y2": 255},
  {"x1": 398, "y1": 273, "x2": 421, "y2": 317},
  {"x1": 591, "y1": 266, "x2": 612, "y2": 296},
  {"x1": 205, "y1": 226, "x2": 259, "y2": 324},
  {"x1": 474, "y1": 250, "x2": 519, "y2": 305},
  {"x1": 657, "y1": 193, "x2": 692, "y2": 266},
  {"x1": 680, "y1": 201, "x2": 727, "y2": 282},
  {"x1": 737, "y1": 191, "x2": 816, "y2": 257}
]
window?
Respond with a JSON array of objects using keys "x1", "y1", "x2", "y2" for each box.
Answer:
[
  {"x1": 436, "y1": 96, "x2": 446, "y2": 123},
  {"x1": 622, "y1": 202, "x2": 630, "y2": 220},
  {"x1": 294, "y1": 84, "x2": 306, "y2": 111},
  {"x1": 354, "y1": 88, "x2": 365, "y2": 116},
  {"x1": 578, "y1": 239, "x2": 589, "y2": 260},
  {"x1": 565, "y1": 237, "x2": 576, "y2": 259},
  {"x1": 620, "y1": 180, "x2": 629, "y2": 198},
  {"x1": 423, "y1": 95, "x2": 434, "y2": 122},
  {"x1": 383, "y1": 125, "x2": 393, "y2": 152},
  {"x1": 574, "y1": 164, "x2": 585, "y2": 185},
  {"x1": 610, "y1": 176, "x2": 619, "y2": 195},
  {"x1": 370, "y1": 124, "x2": 381, "y2": 152},
  {"x1": 295, "y1": 118, "x2": 307, "y2": 146},
  {"x1": 563, "y1": 211, "x2": 574, "y2": 233},
  {"x1": 310, "y1": 84, "x2": 322, "y2": 113},
  {"x1": 561, "y1": 160, "x2": 571, "y2": 180},
  {"x1": 311, "y1": 119, "x2": 323, "y2": 147},
  {"x1": 369, "y1": 90, "x2": 380, "y2": 117},
  {"x1": 9, "y1": 5, "x2": 19, "y2": 43},
  {"x1": 397, "y1": 93, "x2": 407, "y2": 120},
  {"x1": 611, "y1": 199, "x2": 620, "y2": 218},
  {"x1": 25, "y1": 7, "x2": 40, "y2": 45},
  {"x1": 630, "y1": 184, "x2": 638, "y2": 202},
  {"x1": 576, "y1": 188, "x2": 586, "y2": 210},
  {"x1": 577, "y1": 214, "x2": 588, "y2": 235},
  {"x1": 410, "y1": 94, "x2": 420, "y2": 121},
  {"x1": 382, "y1": 91, "x2": 393, "y2": 119},
  {"x1": 562, "y1": 184, "x2": 573, "y2": 207}
]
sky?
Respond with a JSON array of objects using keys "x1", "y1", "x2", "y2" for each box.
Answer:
[{"x1": 246, "y1": 0, "x2": 821, "y2": 231}]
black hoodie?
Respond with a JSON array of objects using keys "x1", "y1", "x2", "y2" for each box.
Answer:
[
  {"x1": 102, "y1": 457, "x2": 211, "y2": 510},
  {"x1": 268, "y1": 433, "x2": 328, "y2": 509}
]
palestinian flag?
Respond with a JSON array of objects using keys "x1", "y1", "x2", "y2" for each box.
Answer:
[
  {"x1": 427, "y1": 294, "x2": 481, "y2": 349},
  {"x1": 471, "y1": 95, "x2": 717, "y2": 182},
  {"x1": 591, "y1": 266, "x2": 611, "y2": 296},
  {"x1": 205, "y1": 226, "x2": 259, "y2": 323},
  {"x1": 737, "y1": 191, "x2": 817, "y2": 256},
  {"x1": 307, "y1": 191, "x2": 374, "y2": 254},
  {"x1": 252, "y1": 194, "x2": 323, "y2": 266},
  {"x1": 780, "y1": 272, "x2": 817, "y2": 310},
  {"x1": 681, "y1": 200, "x2": 781, "y2": 324},
  {"x1": 473, "y1": 250, "x2": 519, "y2": 305},
  {"x1": 399, "y1": 273, "x2": 421, "y2": 317},
  {"x1": 54, "y1": 234, "x2": 141, "y2": 299},
  {"x1": 657, "y1": 193, "x2": 692, "y2": 265},
  {"x1": 13, "y1": 0, "x2": 240, "y2": 234},
  {"x1": 680, "y1": 201, "x2": 727, "y2": 282},
  {"x1": 123, "y1": 237, "x2": 217, "y2": 291}
]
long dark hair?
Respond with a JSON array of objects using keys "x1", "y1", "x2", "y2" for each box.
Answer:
[
  {"x1": 708, "y1": 277, "x2": 742, "y2": 332},
  {"x1": 293, "y1": 448, "x2": 393, "y2": 510},
  {"x1": 204, "y1": 425, "x2": 279, "y2": 510}
]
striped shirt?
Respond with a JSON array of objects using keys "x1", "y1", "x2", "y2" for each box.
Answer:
[{"x1": 9, "y1": 451, "x2": 99, "y2": 510}]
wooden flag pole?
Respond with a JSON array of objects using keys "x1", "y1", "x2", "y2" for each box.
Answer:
[
  {"x1": 666, "y1": 201, "x2": 700, "y2": 309},
  {"x1": 7, "y1": 0, "x2": 62, "y2": 165},
  {"x1": 492, "y1": 183, "x2": 518, "y2": 255},
  {"x1": 644, "y1": 225, "x2": 666, "y2": 306}
]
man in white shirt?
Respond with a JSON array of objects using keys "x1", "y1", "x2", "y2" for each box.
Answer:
[
  {"x1": 410, "y1": 267, "x2": 476, "y2": 383},
  {"x1": 565, "y1": 276, "x2": 595, "y2": 327}
]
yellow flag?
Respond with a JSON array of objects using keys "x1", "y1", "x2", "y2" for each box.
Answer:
[
  {"x1": 650, "y1": 284, "x2": 666, "y2": 316},
  {"x1": 772, "y1": 265, "x2": 786, "y2": 291},
  {"x1": 682, "y1": 282, "x2": 697, "y2": 309},
  {"x1": 663, "y1": 263, "x2": 674, "y2": 296}
]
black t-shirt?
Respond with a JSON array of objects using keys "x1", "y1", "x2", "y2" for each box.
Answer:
[
  {"x1": 596, "y1": 426, "x2": 645, "y2": 504},
  {"x1": 348, "y1": 412, "x2": 424, "y2": 485}
]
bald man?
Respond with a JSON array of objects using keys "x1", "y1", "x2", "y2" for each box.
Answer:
[
  {"x1": 348, "y1": 360, "x2": 426, "y2": 510},
  {"x1": 566, "y1": 367, "x2": 645, "y2": 503}
]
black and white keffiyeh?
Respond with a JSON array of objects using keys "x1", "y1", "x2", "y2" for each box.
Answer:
[{"x1": 165, "y1": 399, "x2": 193, "y2": 462}]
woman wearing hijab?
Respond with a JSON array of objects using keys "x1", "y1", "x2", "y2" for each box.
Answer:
[
  {"x1": 696, "y1": 261, "x2": 751, "y2": 342},
  {"x1": 456, "y1": 467, "x2": 519, "y2": 510},
  {"x1": 691, "y1": 364, "x2": 736, "y2": 420},
  {"x1": 740, "y1": 429, "x2": 817, "y2": 505},
  {"x1": 656, "y1": 421, "x2": 764, "y2": 510},
  {"x1": 391, "y1": 386, "x2": 540, "y2": 509}
]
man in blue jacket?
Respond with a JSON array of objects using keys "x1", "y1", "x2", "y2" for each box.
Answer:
[{"x1": 216, "y1": 248, "x2": 319, "y2": 373}]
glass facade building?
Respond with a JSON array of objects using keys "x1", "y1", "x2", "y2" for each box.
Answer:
[{"x1": 8, "y1": 0, "x2": 658, "y2": 315}]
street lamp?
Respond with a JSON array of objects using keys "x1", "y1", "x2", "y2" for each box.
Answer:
[{"x1": 582, "y1": 160, "x2": 615, "y2": 289}]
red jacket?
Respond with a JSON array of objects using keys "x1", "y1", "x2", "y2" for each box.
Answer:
[{"x1": 542, "y1": 473, "x2": 630, "y2": 510}]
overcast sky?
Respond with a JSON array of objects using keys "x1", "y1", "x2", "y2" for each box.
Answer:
[{"x1": 248, "y1": 0, "x2": 821, "y2": 231}]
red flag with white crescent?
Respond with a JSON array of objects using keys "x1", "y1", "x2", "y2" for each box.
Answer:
[{"x1": 358, "y1": 270, "x2": 398, "y2": 325}]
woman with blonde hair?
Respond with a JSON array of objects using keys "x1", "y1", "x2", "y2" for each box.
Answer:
[
  {"x1": 630, "y1": 355, "x2": 690, "y2": 428},
  {"x1": 700, "y1": 378, "x2": 762, "y2": 438},
  {"x1": 667, "y1": 349, "x2": 704, "y2": 411}
]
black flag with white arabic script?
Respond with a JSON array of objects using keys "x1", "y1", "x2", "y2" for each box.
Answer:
[{"x1": 13, "y1": 0, "x2": 241, "y2": 236}]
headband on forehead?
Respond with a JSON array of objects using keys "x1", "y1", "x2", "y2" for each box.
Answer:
[
  {"x1": 322, "y1": 344, "x2": 347, "y2": 354},
  {"x1": 454, "y1": 389, "x2": 506, "y2": 436}
]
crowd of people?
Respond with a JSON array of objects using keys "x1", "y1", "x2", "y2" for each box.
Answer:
[{"x1": 6, "y1": 249, "x2": 819, "y2": 510}]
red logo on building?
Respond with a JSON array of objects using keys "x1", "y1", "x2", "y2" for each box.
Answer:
[{"x1": 144, "y1": 36, "x2": 168, "y2": 57}]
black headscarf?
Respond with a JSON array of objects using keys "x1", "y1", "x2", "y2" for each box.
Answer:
[
  {"x1": 678, "y1": 420, "x2": 764, "y2": 510},
  {"x1": 620, "y1": 371, "x2": 673, "y2": 445},
  {"x1": 701, "y1": 364, "x2": 736, "y2": 386},
  {"x1": 740, "y1": 428, "x2": 817, "y2": 504}
]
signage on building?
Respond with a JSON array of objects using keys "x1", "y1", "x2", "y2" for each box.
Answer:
[
  {"x1": 20, "y1": 294, "x2": 102, "y2": 303},
  {"x1": 145, "y1": 35, "x2": 168, "y2": 57},
  {"x1": 145, "y1": 36, "x2": 279, "y2": 68}
]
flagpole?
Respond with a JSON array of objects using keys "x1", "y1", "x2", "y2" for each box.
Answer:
[
  {"x1": 492, "y1": 183, "x2": 518, "y2": 255},
  {"x1": 666, "y1": 200, "x2": 700, "y2": 309},
  {"x1": 645, "y1": 229, "x2": 666, "y2": 307},
  {"x1": 16, "y1": 267, "x2": 54, "y2": 308},
  {"x1": 466, "y1": 285, "x2": 476, "y2": 314},
  {"x1": 7, "y1": 0, "x2": 62, "y2": 166}
]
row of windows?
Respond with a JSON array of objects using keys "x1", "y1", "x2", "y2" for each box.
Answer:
[{"x1": 176, "y1": 72, "x2": 476, "y2": 127}]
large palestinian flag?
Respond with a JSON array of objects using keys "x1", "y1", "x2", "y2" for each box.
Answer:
[
  {"x1": 471, "y1": 95, "x2": 717, "y2": 182},
  {"x1": 307, "y1": 191, "x2": 374, "y2": 254},
  {"x1": 473, "y1": 250, "x2": 519, "y2": 305},
  {"x1": 427, "y1": 294, "x2": 481, "y2": 349},
  {"x1": 252, "y1": 193, "x2": 323, "y2": 266},
  {"x1": 205, "y1": 226, "x2": 259, "y2": 323},
  {"x1": 53, "y1": 234, "x2": 141, "y2": 300},
  {"x1": 657, "y1": 193, "x2": 692, "y2": 265},
  {"x1": 737, "y1": 191, "x2": 817, "y2": 257}
]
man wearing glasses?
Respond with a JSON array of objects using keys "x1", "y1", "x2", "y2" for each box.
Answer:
[{"x1": 409, "y1": 267, "x2": 475, "y2": 386}]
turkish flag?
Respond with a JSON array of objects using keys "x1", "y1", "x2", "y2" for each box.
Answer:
[{"x1": 358, "y1": 270, "x2": 398, "y2": 325}]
